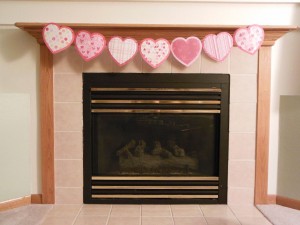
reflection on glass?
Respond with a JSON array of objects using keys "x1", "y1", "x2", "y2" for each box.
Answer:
[{"x1": 92, "y1": 113, "x2": 220, "y2": 176}]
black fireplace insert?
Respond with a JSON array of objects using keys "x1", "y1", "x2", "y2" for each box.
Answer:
[{"x1": 83, "y1": 73, "x2": 229, "y2": 204}]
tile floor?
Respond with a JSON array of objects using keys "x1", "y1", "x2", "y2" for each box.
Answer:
[{"x1": 0, "y1": 204, "x2": 273, "y2": 225}]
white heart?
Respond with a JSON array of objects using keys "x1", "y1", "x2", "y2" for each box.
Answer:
[
  {"x1": 43, "y1": 23, "x2": 74, "y2": 54},
  {"x1": 108, "y1": 37, "x2": 138, "y2": 66},
  {"x1": 140, "y1": 38, "x2": 170, "y2": 68}
]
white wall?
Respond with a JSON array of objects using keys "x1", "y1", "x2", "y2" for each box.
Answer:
[
  {"x1": 0, "y1": 28, "x2": 40, "y2": 196},
  {"x1": 0, "y1": 94, "x2": 31, "y2": 202},
  {"x1": 277, "y1": 96, "x2": 300, "y2": 200},
  {"x1": 0, "y1": 0, "x2": 299, "y2": 197}
]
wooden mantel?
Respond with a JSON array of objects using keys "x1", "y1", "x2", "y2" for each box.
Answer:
[
  {"x1": 15, "y1": 23, "x2": 297, "y2": 46},
  {"x1": 15, "y1": 23, "x2": 297, "y2": 204}
]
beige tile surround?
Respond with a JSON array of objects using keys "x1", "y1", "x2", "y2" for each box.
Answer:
[{"x1": 53, "y1": 47, "x2": 258, "y2": 205}]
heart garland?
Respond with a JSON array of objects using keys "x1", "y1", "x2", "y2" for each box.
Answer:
[
  {"x1": 75, "y1": 31, "x2": 106, "y2": 61},
  {"x1": 171, "y1": 36, "x2": 202, "y2": 67},
  {"x1": 234, "y1": 25, "x2": 264, "y2": 55},
  {"x1": 140, "y1": 38, "x2": 170, "y2": 68},
  {"x1": 42, "y1": 23, "x2": 264, "y2": 66},
  {"x1": 203, "y1": 32, "x2": 233, "y2": 62},
  {"x1": 108, "y1": 37, "x2": 138, "y2": 66},
  {"x1": 43, "y1": 23, "x2": 75, "y2": 54}
]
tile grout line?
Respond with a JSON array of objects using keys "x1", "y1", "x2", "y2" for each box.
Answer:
[
  {"x1": 227, "y1": 205, "x2": 243, "y2": 225},
  {"x1": 71, "y1": 204, "x2": 83, "y2": 225},
  {"x1": 105, "y1": 205, "x2": 113, "y2": 225},
  {"x1": 37, "y1": 205, "x2": 54, "y2": 225},
  {"x1": 140, "y1": 205, "x2": 142, "y2": 225},
  {"x1": 169, "y1": 205, "x2": 176, "y2": 225},
  {"x1": 198, "y1": 205, "x2": 208, "y2": 225}
]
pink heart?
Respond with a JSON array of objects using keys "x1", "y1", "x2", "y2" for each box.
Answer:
[
  {"x1": 43, "y1": 23, "x2": 74, "y2": 54},
  {"x1": 203, "y1": 32, "x2": 233, "y2": 62},
  {"x1": 171, "y1": 37, "x2": 202, "y2": 67},
  {"x1": 140, "y1": 38, "x2": 170, "y2": 68},
  {"x1": 234, "y1": 25, "x2": 264, "y2": 55},
  {"x1": 75, "y1": 31, "x2": 106, "y2": 61},
  {"x1": 108, "y1": 37, "x2": 138, "y2": 66}
]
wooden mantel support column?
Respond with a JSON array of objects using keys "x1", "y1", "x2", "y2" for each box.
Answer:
[
  {"x1": 14, "y1": 23, "x2": 297, "y2": 204},
  {"x1": 255, "y1": 47, "x2": 271, "y2": 204},
  {"x1": 40, "y1": 45, "x2": 54, "y2": 204}
]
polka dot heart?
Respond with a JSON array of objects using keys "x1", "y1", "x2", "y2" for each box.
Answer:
[
  {"x1": 75, "y1": 31, "x2": 106, "y2": 62},
  {"x1": 140, "y1": 38, "x2": 170, "y2": 68},
  {"x1": 43, "y1": 23, "x2": 75, "y2": 54},
  {"x1": 234, "y1": 25, "x2": 264, "y2": 55}
]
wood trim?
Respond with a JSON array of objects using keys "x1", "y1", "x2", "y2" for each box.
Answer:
[
  {"x1": 267, "y1": 194, "x2": 277, "y2": 204},
  {"x1": 255, "y1": 47, "x2": 271, "y2": 204},
  {"x1": 31, "y1": 194, "x2": 43, "y2": 204},
  {"x1": 0, "y1": 196, "x2": 31, "y2": 212},
  {"x1": 15, "y1": 23, "x2": 297, "y2": 46},
  {"x1": 40, "y1": 45, "x2": 55, "y2": 204},
  {"x1": 276, "y1": 195, "x2": 300, "y2": 210}
]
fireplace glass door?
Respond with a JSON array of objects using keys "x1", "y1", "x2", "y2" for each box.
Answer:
[{"x1": 93, "y1": 113, "x2": 219, "y2": 177}]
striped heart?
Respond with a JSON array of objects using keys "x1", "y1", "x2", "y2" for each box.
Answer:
[{"x1": 203, "y1": 32, "x2": 233, "y2": 62}]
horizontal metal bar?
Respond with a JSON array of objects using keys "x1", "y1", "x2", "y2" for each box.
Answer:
[
  {"x1": 91, "y1": 100, "x2": 221, "y2": 105},
  {"x1": 91, "y1": 109, "x2": 220, "y2": 114},
  {"x1": 92, "y1": 176, "x2": 219, "y2": 181},
  {"x1": 92, "y1": 185, "x2": 219, "y2": 190},
  {"x1": 91, "y1": 88, "x2": 221, "y2": 92},
  {"x1": 91, "y1": 194, "x2": 218, "y2": 199}
]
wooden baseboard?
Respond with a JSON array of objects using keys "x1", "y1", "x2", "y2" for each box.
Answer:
[
  {"x1": 267, "y1": 194, "x2": 277, "y2": 204},
  {"x1": 276, "y1": 195, "x2": 300, "y2": 211},
  {"x1": 0, "y1": 196, "x2": 31, "y2": 212},
  {"x1": 31, "y1": 194, "x2": 42, "y2": 204},
  {"x1": 0, "y1": 194, "x2": 43, "y2": 211}
]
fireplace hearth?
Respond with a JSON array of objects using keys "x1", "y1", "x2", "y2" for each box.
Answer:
[{"x1": 83, "y1": 73, "x2": 229, "y2": 204}]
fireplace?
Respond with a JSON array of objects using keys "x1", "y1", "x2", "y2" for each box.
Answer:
[{"x1": 83, "y1": 73, "x2": 229, "y2": 204}]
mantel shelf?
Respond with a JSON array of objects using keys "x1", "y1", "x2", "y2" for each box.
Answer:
[{"x1": 15, "y1": 22, "x2": 298, "y2": 46}]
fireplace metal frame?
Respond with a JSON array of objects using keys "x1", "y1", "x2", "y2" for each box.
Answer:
[{"x1": 83, "y1": 73, "x2": 229, "y2": 204}]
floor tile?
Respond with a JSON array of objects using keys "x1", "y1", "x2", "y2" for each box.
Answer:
[
  {"x1": 200, "y1": 205, "x2": 235, "y2": 218},
  {"x1": 171, "y1": 205, "x2": 203, "y2": 217},
  {"x1": 73, "y1": 216, "x2": 108, "y2": 225},
  {"x1": 142, "y1": 217, "x2": 174, "y2": 225},
  {"x1": 142, "y1": 205, "x2": 172, "y2": 217},
  {"x1": 173, "y1": 217, "x2": 207, "y2": 225},
  {"x1": 229, "y1": 205, "x2": 264, "y2": 218},
  {"x1": 205, "y1": 217, "x2": 241, "y2": 225},
  {"x1": 107, "y1": 216, "x2": 141, "y2": 225},
  {"x1": 79, "y1": 204, "x2": 111, "y2": 216},
  {"x1": 46, "y1": 204, "x2": 82, "y2": 218},
  {"x1": 237, "y1": 217, "x2": 272, "y2": 225},
  {"x1": 41, "y1": 217, "x2": 75, "y2": 225},
  {"x1": 110, "y1": 205, "x2": 141, "y2": 217}
]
